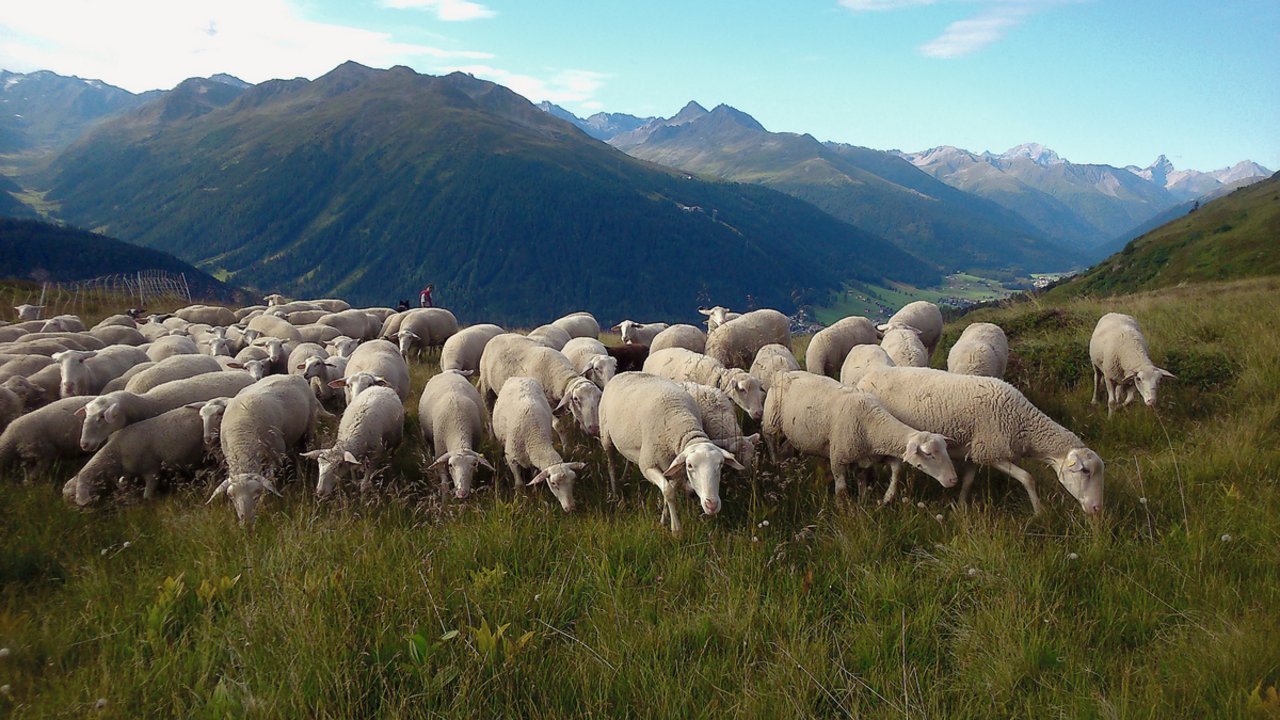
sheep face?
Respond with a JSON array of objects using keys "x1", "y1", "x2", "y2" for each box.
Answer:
[
  {"x1": 559, "y1": 379, "x2": 601, "y2": 436},
  {"x1": 902, "y1": 432, "x2": 958, "y2": 488},
  {"x1": 330, "y1": 337, "x2": 359, "y2": 359},
  {"x1": 14, "y1": 304, "x2": 43, "y2": 321},
  {"x1": 302, "y1": 449, "x2": 358, "y2": 497},
  {"x1": 237, "y1": 359, "x2": 271, "y2": 382},
  {"x1": 1126, "y1": 366, "x2": 1175, "y2": 407},
  {"x1": 53, "y1": 350, "x2": 99, "y2": 398},
  {"x1": 208, "y1": 337, "x2": 233, "y2": 357},
  {"x1": 585, "y1": 354, "x2": 617, "y2": 388},
  {"x1": 726, "y1": 375, "x2": 765, "y2": 422},
  {"x1": 429, "y1": 450, "x2": 494, "y2": 499},
  {"x1": 396, "y1": 331, "x2": 420, "y2": 361},
  {"x1": 1056, "y1": 448, "x2": 1105, "y2": 514},
  {"x1": 529, "y1": 461, "x2": 585, "y2": 512},
  {"x1": 198, "y1": 399, "x2": 230, "y2": 448},
  {"x1": 77, "y1": 398, "x2": 125, "y2": 451},
  {"x1": 1, "y1": 375, "x2": 43, "y2": 408},
  {"x1": 208, "y1": 473, "x2": 280, "y2": 527},
  {"x1": 342, "y1": 371, "x2": 386, "y2": 404},
  {"x1": 664, "y1": 441, "x2": 744, "y2": 516}
]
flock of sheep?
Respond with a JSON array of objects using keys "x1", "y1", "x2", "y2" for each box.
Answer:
[{"x1": 0, "y1": 295, "x2": 1176, "y2": 532}]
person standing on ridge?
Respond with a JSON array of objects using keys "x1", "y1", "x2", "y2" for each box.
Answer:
[{"x1": 419, "y1": 284, "x2": 434, "y2": 308}]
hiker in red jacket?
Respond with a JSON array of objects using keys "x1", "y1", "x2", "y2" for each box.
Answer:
[{"x1": 419, "y1": 284, "x2": 434, "y2": 308}]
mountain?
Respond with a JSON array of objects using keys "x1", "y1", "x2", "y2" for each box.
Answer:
[
  {"x1": 1126, "y1": 155, "x2": 1272, "y2": 201},
  {"x1": 0, "y1": 69, "x2": 145, "y2": 156},
  {"x1": 42, "y1": 62, "x2": 936, "y2": 325},
  {"x1": 0, "y1": 217, "x2": 243, "y2": 301},
  {"x1": 0, "y1": 174, "x2": 36, "y2": 217},
  {"x1": 1048, "y1": 172, "x2": 1280, "y2": 299},
  {"x1": 591, "y1": 102, "x2": 1081, "y2": 273},
  {"x1": 535, "y1": 102, "x2": 652, "y2": 141}
]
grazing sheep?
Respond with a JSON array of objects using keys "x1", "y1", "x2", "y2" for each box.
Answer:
[
  {"x1": 839, "y1": 345, "x2": 896, "y2": 386},
  {"x1": 67, "y1": 404, "x2": 211, "y2": 505},
  {"x1": 763, "y1": 371, "x2": 957, "y2": 503},
  {"x1": 392, "y1": 308, "x2": 460, "y2": 360},
  {"x1": 698, "y1": 306, "x2": 741, "y2": 333},
  {"x1": 77, "y1": 371, "x2": 258, "y2": 451},
  {"x1": 319, "y1": 309, "x2": 382, "y2": 342},
  {"x1": 599, "y1": 372, "x2": 744, "y2": 534},
  {"x1": 419, "y1": 370, "x2": 493, "y2": 499},
  {"x1": 296, "y1": 323, "x2": 343, "y2": 345},
  {"x1": 750, "y1": 343, "x2": 800, "y2": 392},
  {"x1": 285, "y1": 310, "x2": 328, "y2": 325},
  {"x1": 676, "y1": 381, "x2": 761, "y2": 471},
  {"x1": 124, "y1": 354, "x2": 222, "y2": 394},
  {"x1": 0, "y1": 384, "x2": 22, "y2": 435},
  {"x1": 877, "y1": 301, "x2": 943, "y2": 359},
  {"x1": 42, "y1": 315, "x2": 87, "y2": 333},
  {"x1": 246, "y1": 314, "x2": 304, "y2": 343},
  {"x1": 53, "y1": 346, "x2": 151, "y2": 398},
  {"x1": 947, "y1": 322, "x2": 1009, "y2": 378},
  {"x1": 550, "y1": 312, "x2": 599, "y2": 340},
  {"x1": 90, "y1": 325, "x2": 148, "y2": 347},
  {"x1": 145, "y1": 335, "x2": 199, "y2": 363},
  {"x1": 527, "y1": 324, "x2": 572, "y2": 351},
  {"x1": 175, "y1": 305, "x2": 237, "y2": 327},
  {"x1": 14, "y1": 304, "x2": 44, "y2": 321},
  {"x1": 649, "y1": 324, "x2": 707, "y2": 354},
  {"x1": 92, "y1": 314, "x2": 137, "y2": 330},
  {"x1": 0, "y1": 354, "x2": 53, "y2": 381},
  {"x1": 326, "y1": 336, "x2": 360, "y2": 359},
  {"x1": 705, "y1": 309, "x2": 790, "y2": 370},
  {"x1": 22, "y1": 364, "x2": 61, "y2": 406},
  {"x1": 856, "y1": 366, "x2": 1104, "y2": 514},
  {"x1": 197, "y1": 397, "x2": 232, "y2": 449},
  {"x1": 805, "y1": 316, "x2": 878, "y2": 378},
  {"x1": 613, "y1": 320, "x2": 670, "y2": 347},
  {"x1": 562, "y1": 337, "x2": 618, "y2": 389},
  {"x1": 208, "y1": 375, "x2": 322, "y2": 527},
  {"x1": 605, "y1": 344, "x2": 648, "y2": 373},
  {"x1": 491, "y1": 377, "x2": 585, "y2": 512},
  {"x1": 287, "y1": 343, "x2": 329, "y2": 378},
  {"x1": 102, "y1": 362, "x2": 154, "y2": 393},
  {"x1": 478, "y1": 334, "x2": 602, "y2": 441},
  {"x1": 302, "y1": 386, "x2": 404, "y2": 496},
  {"x1": 334, "y1": 339, "x2": 410, "y2": 403},
  {"x1": 440, "y1": 324, "x2": 505, "y2": 375},
  {"x1": 0, "y1": 395, "x2": 92, "y2": 471},
  {"x1": 881, "y1": 328, "x2": 929, "y2": 368},
  {"x1": 1, "y1": 336, "x2": 104, "y2": 356},
  {"x1": 1090, "y1": 313, "x2": 1174, "y2": 416},
  {"x1": 301, "y1": 355, "x2": 348, "y2": 402},
  {"x1": 642, "y1": 347, "x2": 765, "y2": 421}
]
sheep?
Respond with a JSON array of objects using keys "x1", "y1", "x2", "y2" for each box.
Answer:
[
  {"x1": 326, "y1": 336, "x2": 360, "y2": 359},
  {"x1": 839, "y1": 345, "x2": 896, "y2": 386},
  {"x1": 676, "y1": 381, "x2": 760, "y2": 472},
  {"x1": 698, "y1": 306, "x2": 741, "y2": 332},
  {"x1": 2, "y1": 368, "x2": 49, "y2": 408},
  {"x1": 302, "y1": 385, "x2": 404, "y2": 496},
  {"x1": 0, "y1": 354, "x2": 53, "y2": 381},
  {"x1": 478, "y1": 334, "x2": 603, "y2": 443},
  {"x1": 763, "y1": 371, "x2": 957, "y2": 503},
  {"x1": 649, "y1": 324, "x2": 707, "y2": 354},
  {"x1": 947, "y1": 322, "x2": 1009, "y2": 378},
  {"x1": 881, "y1": 328, "x2": 929, "y2": 368},
  {"x1": 145, "y1": 335, "x2": 199, "y2": 363},
  {"x1": 705, "y1": 309, "x2": 790, "y2": 370},
  {"x1": 805, "y1": 316, "x2": 878, "y2": 378},
  {"x1": 296, "y1": 323, "x2": 343, "y2": 345},
  {"x1": 53, "y1": 346, "x2": 151, "y2": 398},
  {"x1": 440, "y1": 324, "x2": 505, "y2": 375},
  {"x1": 174, "y1": 305, "x2": 237, "y2": 326},
  {"x1": 362, "y1": 307, "x2": 398, "y2": 323},
  {"x1": 102, "y1": 363, "x2": 153, "y2": 394},
  {"x1": 208, "y1": 375, "x2": 322, "y2": 527},
  {"x1": 263, "y1": 293, "x2": 288, "y2": 306},
  {"x1": 287, "y1": 343, "x2": 329, "y2": 378},
  {"x1": 123, "y1": 354, "x2": 222, "y2": 394},
  {"x1": 1090, "y1": 313, "x2": 1174, "y2": 416},
  {"x1": 419, "y1": 370, "x2": 493, "y2": 499},
  {"x1": 318, "y1": 309, "x2": 382, "y2": 342},
  {"x1": 392, "y1": 308, "x2": 460, "y2": 360},
  {"x1": 526, "y1": 324, "x2": 572, "y2": 351},
  {"x1": 66, "y1": 404, "x2": 212, "y2": 505},
  {"x1": 856, "y1": 366, "x2": 1104, "y2": 514},
  {"x1": 599, "y1": 372, "x2": 744, "y2": 534},
  {"x1": 92, "y1": 314, "x2": 137, "y2": 330},
  {"x1": 550, "y1": 312, "x2": 599, "y2": 340},
  {"x1": 90, "y1": 325, "x2": 148, "y2": 347},
  {"x1": 197, "y1": 397, "x2": 232, "y2": 448},
  {"x1": 0, "y1": 383, "x2": 21, "y2": 435},
  {"x1": 77, "y1": 371, "x2": 258, "y2": 452},
  {"x1": 562, "y1": 337, "x2": 618, "y2": 389},
  {"x1": 491, "y1": 376, "x2": 584, "y2": 512},
  {"x1": 1, "y1": 336, "x2": 103, "y2": 355},
  {"x1": 642, "y1": 347, "x2": 765, "y2": 421},
  {"x1": 0, "y1": 395, "x2": 92, "y2": 471},
  {"x1": 332, "y1": 339, "x2": 410, "y2": 403},
  {"x1": 877, "y1": 301, "x2": 943, "y2": 359},
  {"x1": 749, "y1": 343, "x2": 800, "y2": 392},
  {"x1": 605, "y1": 344, "x2": 649, "y2": 373},
  {"x1": 41, "y1": 316, "x2": 87, "y2": 333},
  {"x1": 301, "y1": 355, "x2": 348, "y2": 402},
  {"x1": 612, "y1": 320, "x2": 670, "y2": 347},
  {"x1": 14, "y1": 304, "x2": 44, "y2": 321},
  {"x1": 310, "y1": 298, "x2": 351, "y2": 313},
  {"x1": 245, "y1": 314, "x2": 303, "y2": 343},
  {"x1": 22, "y1": 364, "x2": 61, "y2": 406},
  {"x1": 285, "y1": 310, "x2": 328, "y2": 325}
]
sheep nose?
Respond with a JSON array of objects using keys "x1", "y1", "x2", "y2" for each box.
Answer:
[
  {"x1": 1145, "y1": 399, "x2": 1156, "y2": 407},
  {"x1": 588, "y1": 424, "x2": 599, "y2": 436},
  {"x1": 703, "y1": 498, "x2": 720, "y2": 515},
  {"x1": 456, "y1": 488, "x2": 470, "y2": 500},
  {"x1": 943, "y1": 475, "x2": 958, "y2": 488},
  {"x1": 564, "y1": 502, "x2": 576, "y2": 513}
]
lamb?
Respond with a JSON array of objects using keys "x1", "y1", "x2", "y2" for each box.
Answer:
[
  {"x1": 77, "y1": 371, "x2": 258, "y2": 451},
  {"x1": 526, "y1": 324, "x2": 572, "y2": 351},
  {"x1": 805, "y1": 316, "x2": 878, "y2": 378},
  {"x1": 0, "y1": 395, "x2": 92, "y2": 471},
  {"x1": 877, "y1": 301, "x2": 943, "y2": 359},
  {"x1": 333, "y1": 339, "x2": 410, "y2": 403},
  {"x1": 749, "y1": 343, "x2": 800, "y2": 392},
  {"x1": 613, "y1": 320, "x2": 670, "y2": 347},
  {"x1": 599, "y1": 372, "x2": 744, "y2": 534},
  {"x1": 697, "y1": 306, "x2": 741, "y2": 332},
  {"x1": 763, "y1": 371, "x2": 957, "y2": 503},
  {"x1": 53, "y1": 346, "x2": 151, "y2": 397},
  {"x1": 562, "y1": 337, "x2": 618, "y2": 389},
  {"x1": 855, "y1": 366, "x2": 1104, "y2": 514},
  {"x1": 318, "y1": 309, "x2": 382, "y2": 342},
  {"x1": 676, "y1": 381, "x2": 760, "y2": 471},
  {"x1": 642, "y1": 347, "x2": 765, "y2": 421},
  {"x1": 302, "y1": 386, "x2": 404, "y2": 496},
  {"x1": 440, "y1": 324, "x2": 505, "y2": 375},
  {"x1": 66, "y1": 404, "x2": 211, "y2": 505},
  {"x1": 1090, "y1": 313, "x2": 1174, "y2": 416},
  {"x1": 145, "y1": 335, "x2": 199, "y2": 363},
  {"x1": 605, "y1": 344, "x2": 649, "y2": 373},
  {"x1": 491, "y1": 377, "x2": 585, "y2": 512},
  {"x1": 550, "y1": 312, "x2": 599, "y2": 340},
  {"x1": 478, "y1": 334, "x2": 602, "y2": 441},
  {"x1": 947, "y1": 322, "x2": 1009, "y2": 378},
  {"x1": 174, "y1": 305, "x2": 237, "y2": 327},
  {"x1": 419, "y1": 370, "x2": 493, "y2": 500},
  {"x1": 705, "y1": 309, "x2": 790, "y2": 370},
  {"x1": 880, "y1": 328, "x2": 929, "y2": 368},
  {"x1": 123, "y1": 354, "x2": 222, "y2": 394},
  {"x1": 649, "y1": 324, "x2": 707, "y2": 354},
  {"x1": 391, "y1": 308, "x2": 460, "y2": 360},
  {"x1": 208, "y1": 375, "x2": 323, "y2": 527},
  {"x1": 839, "y1": 345, "x2": 896, "y2": 386},
  {"x1": 14, "y1": 304, "x2": 44, "y2": 321}
]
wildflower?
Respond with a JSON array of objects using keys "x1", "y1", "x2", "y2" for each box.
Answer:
[
  {"x1": 1221, "y1": 534, "x2": 1232, "y2": 543},
  {"x1": 1138, "y1": 497, "x2": 1148, "y2": 504},
  {"x1": 966, "y1": 567, "x2": 978, "y2": 577},
  {"x1": 0, "y1": 647, "x2": 8, "y2": 658},
  {"x1": 1067, "y1": 552, "x2": 1079, "y2": 560},
  {"x1": 95, "y1": 698, "x2": 108, "y2": 709},
  {"x1": 934, "y1": 514, "x2": 943, "y2": 522}
]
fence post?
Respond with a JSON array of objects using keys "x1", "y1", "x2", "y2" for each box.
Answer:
[{"x1": 137, "y1": 272, "x2": 144, "y2": 307}]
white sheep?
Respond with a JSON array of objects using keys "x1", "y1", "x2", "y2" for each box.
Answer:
[
  {"x1": 296, "y1": 323, "x2": 343, "y2": 345},
  {"x1": 310, "y1": 298, "x2": 352, "y2": 313},
  {"x1": 599, "y1": 372, "x2": 744, "y2": 534},
  {"x1": 676, "y1": 381, "x2": 760, "y2": 471},
  {"x1": 705, "y1": 309, "x2": 790, "y2": 370},
  {"x1": 333, "y1": 339, "x2": 410, "y2": 403},
  {"x1": 197, "y1": 397, "x2": 232, "y2": 448},
  {"x1": 877, "y1": 301, "x2": 943, "y2": 358},
  {"x1": 287, "y1": 343, "x2": 329, "y2": 379},
  {"x1": 612, "y1": 320, "x2": 670, "y2": 347},
  {"x1": 491, "y1": 377, "x2": 585, "y2": 513},
  {"x1": 91, "y1": 314, "x2": 137, "y2": 330},
  {"x1": 285, "y1": 310, "x2": 328, "y2": 325},
  {"x1": 174, "y1": 305, "x2": 237, "y2": 326},
  {"x1": 478, "y1": 334, "x2": 602, "y2": 441},
  {"x1": 145, "y1": 335, "x2": 199, "y2": 363},
  {"x1": 856, "y1": 366, "x2": 1104, "y2": 514},
  {"x1": 880, "y1": 327, "x2": 929, "y2": 368},
  {"x1": 947, "y1": 322, "x2": 1009, "y2": 378},
  {"x1": 749, "y1": 343, "x2": 800, "y2": 392},
  {"x1": 14, "y1": 304, "x2": 44, "y2": 321},
  {"x1": 302, "y1": 385, "x2": 404, "y2": 496},
  {"x1": 53, "y1": 346, "x2": 150, "y2": 397},
  {"x1": 550, "y1": 312, "x2": 599, "y2": 340},
  {"x1": 66, "y1": 404, "x2": 211, "y2": 505},
  {"x1": 418, "y1": 370, "x2": 493, "y2": 500},
  {"x1": 440, "y1": 324, "x2": 505, "y2": 375},
  {"x1": 319, "y1": 309, "x2": 383, "y2": 342},
  {"x1": 562, "y1": 337, "x2": 618, "y2": 389},
  {"x1": 301, "y1": 355, "x2": 347, "y2": 402},
  {"x1": 649, "y1": 324, "x2": 707, "y2": 354},
  {"x1": 0, "y1": 383, "x2": 23, "y2": 435},
  {"x1": 839, "y1": 345, "x2": 896, "y2": 386},
  {"x1": 763, "y1": 370, "x2": 957, "y2": 503},
  {"x1": 642, "y1": 347, "x2": 765, "y2": 421},
  {"x1": 326, "y1": 336, "x2": 360, "y2": 359},
  {"x1": 245, "y1": 314, "x2": 304, "y2": 343},
  {"x1": 77, "y1": 371, "x2": 257, "y2": 451},
  {"x1": 1090, "y1": 313, "x2": 1174, "y2": 416},
  {"x1": 697, "y1": 306, "x2": 741, "y2": 332},
  {"x1": 0, "y1": 395, "x2": 92, "y2": 471},
  {"x1": 527, "y1": 324, "x2": 572, "y2": 351},
  {"x1": 805, "y1": 316, "x2": 877, "y2": 378},
  {"x1": 89, "y1": 325, "x2": 148, "y2": 347},
  {"x1": 123, "y1": 354, "x2": 222, "y2": 394},
  {"x1": 208, "y1": 375, "x2": 323, "y2": 527}
]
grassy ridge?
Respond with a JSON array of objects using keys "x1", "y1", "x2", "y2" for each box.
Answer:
[{"x1": 2, "y1": 279, "x2": 1280, "y2": 717}]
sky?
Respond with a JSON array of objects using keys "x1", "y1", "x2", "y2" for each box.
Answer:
[{"x1": 1, "y1": 0, "x2": 1276, "y2": 171}]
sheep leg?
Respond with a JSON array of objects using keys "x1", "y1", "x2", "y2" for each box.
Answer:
[
  {"x1": 143, "y1": 473, "x2": 160, "y2": 501},
  {"x1": 1091, "y1": 365, "x2": 1103, "y2": 404},
  {"x1": 832, "y1": 461, "x2": 850, "y2": 497},
  {"x1": 437, "y1": 468, "x2": 451, "y2": 500},
  {"x1": 957, "y1": 464, "x2": 979, "y2": 504},
  {"x1": 990, "y1": 460, "x2": 1042, "y2": 514},
  {"x1": 552, "y1": 416, "x2": 574, "y2": 451},
  {"x1": 881, "y1": 459, "x2": 904, "y2": 505},
  {"x1": 1104, "y1": 377, "x2": 1119, "y2": 417},
  {"x1": 645, "y1": 468, "x2": 681, "y2": 535},
  {"x1": 603, "y1": 441, "x2": 620, "y2": 499},
  {"x1": 506, "y1": 459, "x2": 524, "y2": 490}
]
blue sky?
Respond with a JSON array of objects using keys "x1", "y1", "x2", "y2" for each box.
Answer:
[{"x1": 2, "y1": 0, "x2": 1276, "y2": 170}]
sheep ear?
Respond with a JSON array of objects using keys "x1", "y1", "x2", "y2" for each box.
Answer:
[
  {"x1": 183, "y1": 401, "x2": 207, "y2": 410},
  {"x1": 104, "y1": 405, "x2": 121, "y2": 423},
  {"x1": 552, "y1": 395, "x2": 572, "y2": 414},
  {"x1": 698, "y1": 308, "x2": 712, "y2": 316},
  {"x1": 328, "y1": 379, "x2": 347, "y2": 388},
  {"x1": 470, "y1": 452, "x2": 495, "y2": 471},
  {"x1": 428, "y1": 454, "x2": 451, "y2": 471},
  {"x1": 300, "y1": 450, "x2": 324, "y2": 460},
  {"x1": 567, "y1": 462, "x2": 586, "y2": 471},
  {"x1": 207, "y1": 479, "x2": 230, "y2": 503},
  {"x1": 74, "y1": 405, "x2": 87, "y2": 417},
  {"x1": 227, "y1": 362, "x2": 244, "y2": 369},
  {"x1": 528, "y1": 469, "x2": 549, "y2": 485},
  {"x1": 722, "y1": 450, "x2": 745, "y2": 471},
  {"x1": 457, "y1": 369, "x2": 474, "y2": 377},
  {"x1": 744, "y1": 433, "x2": 761, "y2": 444},
  {"x1": 259, "y1": 477, "x2": 282, "y2": 497},
  {"x1": 373, "y1": 376, "x2": 389, "y2": 387},
  {"x1": 663, "y1": 451, "x2": 687, "y2": 477},
  {"x1": 1158, "y1": 368, "x2": 1176, "y2": 379},
  {"x1": 343, "y1": 451, "x2": 360, "y2": 465}
]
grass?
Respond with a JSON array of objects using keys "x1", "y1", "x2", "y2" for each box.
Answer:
[
  {"x1": 3, "y1": 278, "x2": 1280, "y2": 717},
  {"x1": 813, "y1": 274, "x2": 1024, "y2": 324}
]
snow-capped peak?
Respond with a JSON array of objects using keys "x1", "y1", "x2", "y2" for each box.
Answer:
[{"x1": 1000, "y1": 143, "x2": 1064, "y2": 166}]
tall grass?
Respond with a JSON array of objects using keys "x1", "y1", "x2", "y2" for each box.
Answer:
[{"x1": 2, "y1": 278, "x2": 1279, "y2": 718}]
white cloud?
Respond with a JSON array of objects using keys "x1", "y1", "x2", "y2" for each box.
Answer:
[
  {"x1": 838, "y1": 0, "x2": 1079, "y2": 59},
  {"x1": 383, "y1": 0, "x2": 497, "y2": 22},
  {"x1": 442, "y1": 64, "x2": 609, "y2": 107},
  {"x1": 0, "y1": 0, "x2": 492, "y2": 92}
]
